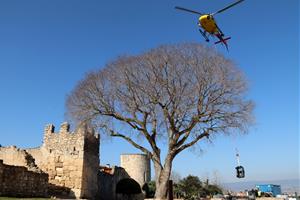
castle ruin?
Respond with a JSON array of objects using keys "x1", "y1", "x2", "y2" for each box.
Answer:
[{"x1": 0, "y1": 122, "x2": 150, "y2": 199}]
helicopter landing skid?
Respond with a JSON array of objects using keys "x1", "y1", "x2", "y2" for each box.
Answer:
[{"x1": 199, "y1": 29, "x2": 209, "y2": 42}]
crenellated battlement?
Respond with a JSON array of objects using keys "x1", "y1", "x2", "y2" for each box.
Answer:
[
  {"x1": 44, "y1": 122, "x2": 99, "y2": 138},
  {"x1": 44, "y1": 122, "x2": 74, "y2": 135},
  {"x1": 44, "y1": 124, "x2": 55, "y2": 134},
  {"x1": 42, "y1": 122, "x2": 99, "y2": 157}
]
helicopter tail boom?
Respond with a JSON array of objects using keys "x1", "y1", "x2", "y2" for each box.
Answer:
[
  {"x1": 214, "y1": 36, "x2": 231, "y2": 44},
  {"x1": 215, "y1": 36, "x2": 231, "y2": 51}
]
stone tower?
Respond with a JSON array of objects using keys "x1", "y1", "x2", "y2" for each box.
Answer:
[
  {"x1": 27, "y1": 122, "x2": 100, "y2": 199},
  {"x1": 120, "y1": 154, "x2": 151, "y2": 187}
]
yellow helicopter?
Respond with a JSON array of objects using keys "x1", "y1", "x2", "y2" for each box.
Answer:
[{"x1": 175, "y1": 0, "x2": 245, "y2": 50}]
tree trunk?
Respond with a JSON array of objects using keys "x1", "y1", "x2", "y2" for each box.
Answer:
[{"x1": 154, "y1": 157, "x2": 172, "y2": 199}]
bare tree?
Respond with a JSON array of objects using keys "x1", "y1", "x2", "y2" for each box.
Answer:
[{"x1": 66, "y1": 43, "x2": 254, "y2": 199}]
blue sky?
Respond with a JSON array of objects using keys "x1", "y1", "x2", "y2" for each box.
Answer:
[{"x1": 0, "y1": 0, "x2": 298, "y2": 183}]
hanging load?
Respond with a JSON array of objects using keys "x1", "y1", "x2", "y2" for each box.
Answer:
[
  {"x1": 235, "y1": 148, "x2": 245, "y2": 178},
  {"x1": 236, "y1": 165, "x2": 245, "y2": 178}
]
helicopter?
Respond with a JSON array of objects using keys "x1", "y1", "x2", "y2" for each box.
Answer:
[{"x1": 175, "y1": 0, "x2": 245, "y2": 50}]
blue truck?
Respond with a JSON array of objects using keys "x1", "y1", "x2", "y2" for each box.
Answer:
[{"x1": 256, "y1": 184, "x2": 282, "y2": 196}]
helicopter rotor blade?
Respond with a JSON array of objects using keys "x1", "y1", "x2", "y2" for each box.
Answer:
[
  {"x1": 175, "y1": 6, "x2": 204, "y2": 15},
  {"x1": 211, "y1": 0, "x2": 245, "y2": 16}
]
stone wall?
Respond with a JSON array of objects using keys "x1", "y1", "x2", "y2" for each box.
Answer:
[
  {"x1": 0, "y1": 122, "x2": 152, "y2": 200},
  {"x1": 0, "y1": 146, "x2": 38, "y2": 170},
  {"x1": 0, "y1": 122, "x2": 100, "y2": 199},
  {"x1": 0, "y1": 146, "x2": 32, "y2": 167},
  {"x1": 33, "y1": 122, "x2": 100, "y2": 199},
  {"x1": 0, "y1": 160, "x2": 48, "y2": 197},
  {"x1": 26, "y1": 147, "x2": 44, "y2": 167},
  {"x1": 120, "y1": 154, "x2": 151, "y2": 188},
  {"x1": 37, "y1": 123, "x2": 86, "y2": 198},
  {"x1": 81, "y1": 128, "x2": 100, "y2": 198}
]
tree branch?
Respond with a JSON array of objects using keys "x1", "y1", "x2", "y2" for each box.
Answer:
[
  {"x1": 109, "y1": 129, "x2": 151, "y2": 156},
  {"x1": 175, "y1": 129, "x2": 211, "y2": 155}
]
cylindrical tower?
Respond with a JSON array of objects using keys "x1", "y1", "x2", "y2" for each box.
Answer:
[{"x1": 120, "y1": 154, "x2": 151, "y2": 187}]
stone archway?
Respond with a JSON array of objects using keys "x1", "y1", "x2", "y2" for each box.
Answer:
[{"x1": 116, "y1": 178, "x2": 144, "y2": 200}]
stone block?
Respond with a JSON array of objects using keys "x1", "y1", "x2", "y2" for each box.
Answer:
[
  {"x1": 65, "y1": 180, "x2": 75, "y2": 188},
  {"x1": 74, "y1": 178, "x2": 82, "y2": 188},
  {"x1": 55, "y1": 162, "x2": 63, "y2": 168},
  {"x1": 56, "y1": 167, "x2": 63, "y2": 176},
  {"x1": 54, "y1": 175, "x2": 62, "y2": 182}
]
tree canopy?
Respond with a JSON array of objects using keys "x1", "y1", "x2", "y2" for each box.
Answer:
[
  {"x1": 174, "y1": 175, "x2": 223, "y2": 200},
  {"x1": 66, "y1": 43, "x2": 254, "y2": 198}
]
